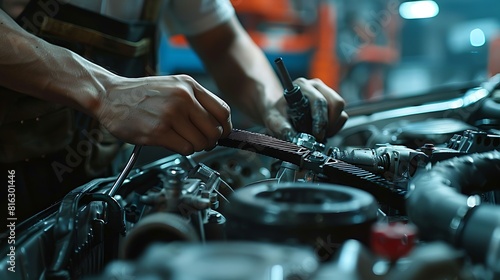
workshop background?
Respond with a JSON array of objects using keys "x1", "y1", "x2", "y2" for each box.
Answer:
[
  {"x1": 4, "y1": 2, "x2": 500, "y2": 279},
  {"x1": 158, "y1": 0, "x2": 500, "y2": 108}
]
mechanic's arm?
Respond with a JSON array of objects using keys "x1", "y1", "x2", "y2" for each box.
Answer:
[
  {"x1": 187, "y1": 16, "x2": 348, "y2": 141},
  {"x1": 0, "y1": 9, "x2": 231, "y2": 155}
]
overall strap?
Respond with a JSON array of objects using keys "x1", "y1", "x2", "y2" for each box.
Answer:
[
  {"x1": 141, "y1": 0, "x2": 163, "y2": 22},
  {"x1": 15, "y1": 0, "x2": 158, "y2": 77}
]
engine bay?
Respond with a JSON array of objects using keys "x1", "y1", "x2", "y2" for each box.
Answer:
[{"x1": 1, "y1": 75, "x2": 500, "y2": 280}]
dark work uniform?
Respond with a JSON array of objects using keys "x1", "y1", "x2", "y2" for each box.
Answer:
[{"x1": 0, "y1": 0, "x2": 159, "y2": 223}]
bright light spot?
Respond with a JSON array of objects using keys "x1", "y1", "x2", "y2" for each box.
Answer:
[
  {"x1": 373, "y1": 261, "x2": 390, "y2": 275},
  {"x1": 467, "y1": 195, "x2": 481, "y2": 207},
  {"x1": 270, "y1": 265, "x2": 284, "y2": 280},
  {"x1": 464, "y1": 88, "x2": 489, "y2": 105},
  {"x1": 399, "y1": 1, "x2": 439, "y2": 19},
  {"x1": 449, "y1": 99, "x2": 464, "y2": 109},
  {"x1": 470, "y1": 28, "x2": 486, "y2": 47}
]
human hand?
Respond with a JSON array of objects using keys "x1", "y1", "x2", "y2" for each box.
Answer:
[
  {"x1": 263, "y1": 78, "x2": 348, "y2": 142},
  {"x1": 95, "y1": 75, "x2": 232, "y2": 155}
]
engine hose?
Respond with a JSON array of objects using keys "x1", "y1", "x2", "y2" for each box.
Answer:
[{"x1": 407, "y1": 150, "x2": 500, "y2": 263}]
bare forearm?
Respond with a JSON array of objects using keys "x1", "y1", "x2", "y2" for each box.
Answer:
[
  {"x1": 189, "y1": 16, "x2": 347, "y2": 140},
  {"x1": 0, "y1": 9, "x2": 117, "y2": 117},
  {"x1": 0, "y1": 9, "x2": 233, "y2": 154},
  {"x1": 213, "y1": 39, "x2": 283, "y2": 125},
  {"x1": 188, "y1": 17, "x2": 283, "y2": 125}
]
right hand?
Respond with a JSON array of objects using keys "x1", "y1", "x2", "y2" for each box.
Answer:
[{"x1": 95, "y1": 74, "x2": 232, "y2": 155}]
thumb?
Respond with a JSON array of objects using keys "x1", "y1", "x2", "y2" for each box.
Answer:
[{"x1": 264, "y1": 109, "x2": 296, "y2": 141}]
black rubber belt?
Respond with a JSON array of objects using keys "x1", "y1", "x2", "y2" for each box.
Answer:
[
  {"x1": 321, "y1": 158, "x2": 406, "y2": 212},
  {"x1": 218, "y1": 129, "x2": 406, "y2": 212},
  {"x1": 218, "y1": 129, "x2": 312, "y2": 165}
]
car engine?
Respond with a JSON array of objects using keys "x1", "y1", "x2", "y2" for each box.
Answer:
[{"x1": 1, "y1": 75, "x2": 500, "y2": 280}]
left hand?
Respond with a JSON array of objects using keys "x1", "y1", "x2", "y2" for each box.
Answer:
[{"x1": 263, "y1": 78, "x2": 348, "y2": 142}]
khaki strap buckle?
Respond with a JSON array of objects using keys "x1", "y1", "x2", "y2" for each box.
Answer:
[{"x1": 40, "y1": 17, "x2": 151, "y2": 57}]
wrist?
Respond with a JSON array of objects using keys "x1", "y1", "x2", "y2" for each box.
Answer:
[{"x1": 62, "y1": 51, "x2": 124, "y2": 119}]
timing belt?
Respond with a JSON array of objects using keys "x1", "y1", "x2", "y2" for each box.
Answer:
[
  {"x1": 218, "y1": 129, "x2": 406, "y2": 212},
  {"x1": 320, "y1": 158, "x2": 406, "y2": 211},
  {"x1": 217, "y1": 129, "x2": 312, "y2": 165}
]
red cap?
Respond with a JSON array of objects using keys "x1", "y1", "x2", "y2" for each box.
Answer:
[{"x1": 371, "y1": 222, "x2": 418, "y2": 261}]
